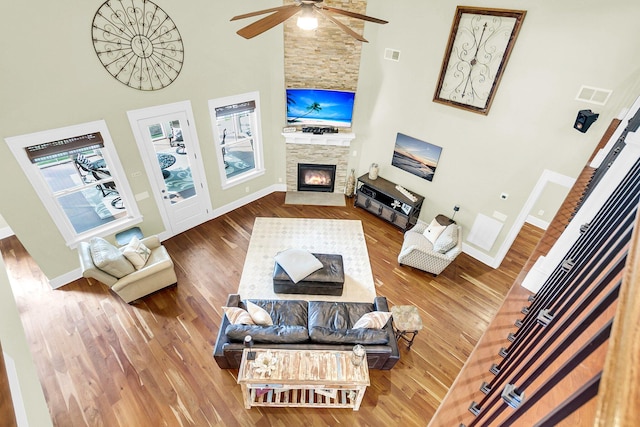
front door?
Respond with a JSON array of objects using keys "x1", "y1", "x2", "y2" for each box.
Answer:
[{"x1": 127, "y1": 101, "x2": 212, "y2": 236}]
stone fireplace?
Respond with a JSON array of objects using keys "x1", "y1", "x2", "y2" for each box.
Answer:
[{"x1": 283, "y1": 132, "x2": 355, "y2": 193}]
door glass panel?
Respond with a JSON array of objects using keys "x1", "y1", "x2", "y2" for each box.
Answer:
[{"x1": 146, "y1": 119, "x2": 195, "y2": 205}]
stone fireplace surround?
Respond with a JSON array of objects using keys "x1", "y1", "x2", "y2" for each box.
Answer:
[{"x1": 283, "y1": 132, "x2": 355, "y2": 193}]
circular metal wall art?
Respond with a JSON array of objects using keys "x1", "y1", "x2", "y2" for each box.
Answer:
[{"x1": 91, "y1": 0, "x2": 184, "y2": 91}]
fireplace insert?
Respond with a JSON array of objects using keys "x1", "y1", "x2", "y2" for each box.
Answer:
[{"x1": 297, "y1": 163, "x2": 336, "y2": 192}]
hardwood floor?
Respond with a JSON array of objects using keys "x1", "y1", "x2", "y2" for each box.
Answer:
[{"x1": 0, "y1": 192, "x2": 542, "y2": 427}]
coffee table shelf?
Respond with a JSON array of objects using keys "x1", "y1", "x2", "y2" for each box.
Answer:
[{"x1": 237, "y1": 349, "x2": 369, "y2": 410}]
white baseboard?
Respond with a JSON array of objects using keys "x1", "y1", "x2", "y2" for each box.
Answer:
[
  {"x1": 461, "y1": 243, "x2": 501, "y2": 268},
  {"x1": 212, "y1": 184, "x2": 286, "y2": 218},
  {"x1": 525, "y1": 215, "x2": 550, "y2": 230},
  {"x1": 0, "y1": 226, "x2": 14, "y2": 240},
  {"x1": 49, "y1": 268, "x2": 82, "y2": 289}
]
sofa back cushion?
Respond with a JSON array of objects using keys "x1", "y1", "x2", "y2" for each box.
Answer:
[
  {"x1": 225, "y1": 324, "x2": 309, "y2": 343},
  {"x1": 307, "y1": 301, "x2": 389, "y2": 345},
  {"x1": 225, "y1": 299, "x2": 310, "y2": 344}
]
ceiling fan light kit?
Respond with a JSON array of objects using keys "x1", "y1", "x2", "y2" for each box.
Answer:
[
  {"x1": 231, "y1": 0, "x2": 388, "y2": 42},
  {"x1": 297, "y1": 5, "x2": 319, "y2": 30}
]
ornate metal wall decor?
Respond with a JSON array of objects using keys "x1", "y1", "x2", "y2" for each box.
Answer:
[
  {"x1": 433, "y1": 7, "x2": 526, "y2": 115},
  {"x1": 91, "y1": 0, "x2": 184, "y2": 91}
]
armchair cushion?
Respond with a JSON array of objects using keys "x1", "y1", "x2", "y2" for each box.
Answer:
[
  {"x1": 122, "y1": 236, "x2": 151, "y2": 269},
  {"x1": 433, "y1": 225, "x2": 459, "y2": 254},
  {"x1": 423, "y1": 218, "x2": 447, "y2": 244},
  {"x1": 89, "y1": 237, "x2": 135, "y2": 278}
]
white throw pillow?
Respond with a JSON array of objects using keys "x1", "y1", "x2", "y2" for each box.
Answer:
[
  {"x1": 274, "y1": 248, "x2": 323, "y2": 283},
  {"x1": 352, "y1": 312, "x2": 392, "y2": 329},
  {"x1": 89, "y1": 237, "x2": 135, "y2": 278},
  {"x1": 433, "y1": 225, "x2": 459, "y2": 254},
  {"x1": 223, "y1": 307, "x2": 255, "y2": 325},
  {"x1": 246, "y1": 301, "x2": 273, "y2": 326},
  {"x1": 423, "y1": 218, "x2": 447, "y2": 245},
  {"x1": 122, "y1": 236, "x2": 151, "y2": 270}
]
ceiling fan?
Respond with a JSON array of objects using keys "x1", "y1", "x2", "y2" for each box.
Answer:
[{"x1": 230, "y1": 0, "x2": 388, "y2": 43}]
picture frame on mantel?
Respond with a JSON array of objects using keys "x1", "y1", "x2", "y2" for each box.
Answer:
[{"x1": 433, "y1": 7, "x2": 526, "y2": 115}]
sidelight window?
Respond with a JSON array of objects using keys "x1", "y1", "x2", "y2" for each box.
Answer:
[{"x1": 208, "y1": 91, "x2": 265, "y2": 189}]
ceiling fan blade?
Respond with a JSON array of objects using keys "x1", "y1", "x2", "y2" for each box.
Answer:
[
  {"x1": 230, "y1": 5, "x2": 298, "y2": 21},
  {"x1": 315, "y1": 8, "x2": 368, "y2": 43},
  {"x1": 235, "y1": 6, "x2": 302, "y2": 39},
  {"x1": 319, "y1": 6, "x2": 388, "y2": 25}
]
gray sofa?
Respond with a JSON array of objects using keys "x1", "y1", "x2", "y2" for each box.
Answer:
[{"x1": 213, "y1": 294, "x2": 400, "y2": 370}]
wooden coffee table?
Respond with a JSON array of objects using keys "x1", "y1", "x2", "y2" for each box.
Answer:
[{"x1": 237, "y1": 348, "x2": 370, "y2": 410}]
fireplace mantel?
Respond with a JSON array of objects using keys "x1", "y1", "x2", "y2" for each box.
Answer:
[{"x1": 282, "y1": 132, "x2": 355, "y2": 147}]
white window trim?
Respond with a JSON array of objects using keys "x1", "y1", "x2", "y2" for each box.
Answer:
[
  {"x1": 208, "y1": 91, "x2": 265, "y2": 190},
  {"x1": 5, "y1": 120, "x2": 142, "y2": 248}
]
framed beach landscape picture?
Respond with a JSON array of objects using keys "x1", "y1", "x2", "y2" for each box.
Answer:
[{"x1": 391, "y1": 133, "x2": 442, "y2": 182}]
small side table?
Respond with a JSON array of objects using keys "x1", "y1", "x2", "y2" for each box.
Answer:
[{"x1": 391, "y1": 305, "x2": 423, "y2": 350}]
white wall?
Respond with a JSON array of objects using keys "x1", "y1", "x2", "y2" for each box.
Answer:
[
  {"x1": 0, "y1": 257, "x2": 52, "y2": 426},
  {"x1": 2, "y1": 0, "x2": 640, "y2": 276},
  {"x1": 356, "y1": 0, "x2": 640, "y2": 265},
  {"x1": 0, "y1": 0, "x2": 285, "y2": 280}
]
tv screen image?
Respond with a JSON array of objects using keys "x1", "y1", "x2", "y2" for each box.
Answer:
[
  {"x1": 286, "y1": 88, "x2": 355, "y2": 128},
  {"x1": 391, "y1": 132, "x2": 442, "y2": 182}
]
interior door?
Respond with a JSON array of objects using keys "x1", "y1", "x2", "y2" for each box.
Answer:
[{"x1": 128, "y1": 102, "x2": 212, "y2": 236}]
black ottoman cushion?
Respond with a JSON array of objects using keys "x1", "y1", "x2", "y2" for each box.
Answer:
[{"x1": 273, "y1": 253, "x2": 344, "y2": 296}]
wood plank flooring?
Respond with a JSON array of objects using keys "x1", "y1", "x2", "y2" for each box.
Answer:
[{"x1": 0, "y1": 192, "x2": 542, "y2": 427}]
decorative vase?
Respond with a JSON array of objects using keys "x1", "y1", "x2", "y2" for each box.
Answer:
[
  {"x1": 368, "y1": 163, "x2": 379, "y2": 180},
  {"x1": 345, "y1": 168, "x2": 356, "y2": 197}
]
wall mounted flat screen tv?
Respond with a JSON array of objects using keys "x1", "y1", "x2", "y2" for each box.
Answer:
[{"x1": 286, "y1": 88, "x2": 355, "y2": 128}]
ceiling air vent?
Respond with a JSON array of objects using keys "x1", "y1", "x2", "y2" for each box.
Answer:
[
  {"x1": 384, "y1": 48, "x2": 400, "y2": 61},
  {"x1": 575, "y1": 85, "x2": 612, "y2": 106}
]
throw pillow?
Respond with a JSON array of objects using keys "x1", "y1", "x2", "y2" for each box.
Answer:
[
  {"x1": 223, "y1": 307, "x2": 255, "y2": 325},
  {"x1": 433, "y1": 225, "x2": 458, "y2": 254},
  {"x1": 423, "y1": 218, "x2": 447, "y2": 245},
  {"x1": 246, "y1": 301, "x2": 274, "y2": 326},
  {"x1": 274, "y1": 248, "x2": 323, "y2": 283},
  {"x1": 122, "y1": 236, "x2": 151, "y2": 270},
  {"x1": 352, "y1": 311, "x2": 392, "y2": 329},
  {"x1": 89, "y1": 237, "x2": 135, "y2": 278}
]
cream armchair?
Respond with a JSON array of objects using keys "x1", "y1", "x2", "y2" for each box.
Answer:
[
  {"x1": 398, "y1": 219, "x2": 463, "y2": 275},
  {"x1": 78, "y1": 235, "x2": 177, "y2": 303}
]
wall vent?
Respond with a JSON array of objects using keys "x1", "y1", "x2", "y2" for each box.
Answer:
[
  {"x1": 575, "y1": 85, "x2": 612, "y2": 106},
  {"x1": 384, "y1": 48, "x2": 400, "y2": 61}
]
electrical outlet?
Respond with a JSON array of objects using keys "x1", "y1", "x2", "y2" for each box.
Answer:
[
  {"x1": 538, "y1": 210, "x2": 545, "y2": 216},
  {"x1": 245, "y1": 186, "x2": 250, "y2": 193}
]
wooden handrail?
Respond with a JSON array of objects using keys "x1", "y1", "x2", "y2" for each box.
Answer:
[{"x1": 595, "y1": 202, "x2": 640, "y2": 425}]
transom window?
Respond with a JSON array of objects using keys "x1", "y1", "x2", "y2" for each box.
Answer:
[
  {"x1": 208, "y1": 91, "x2": 265, "y2": 189},
  {"x1": 5, "y1": 120, "x2": 141, "y2": 247}
]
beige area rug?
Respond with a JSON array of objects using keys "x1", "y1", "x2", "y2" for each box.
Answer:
[
  {"x1": 284, "y1": 191, "x2": 346, "y2": 207},
  {"x1": 237, "y1": 217, "x2": 376, "y2": 302}
]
